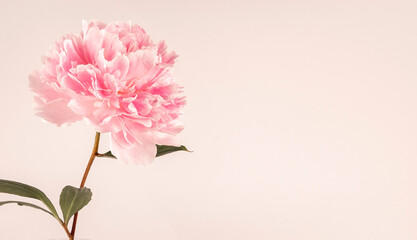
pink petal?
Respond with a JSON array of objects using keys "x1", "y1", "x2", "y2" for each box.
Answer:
[
  {"x1": 110, "y1": 132, "x2": 157, "y2": 164},
  {"x1": 67, "y1": 95, "x2": 97, "y2": 118},
  {"x1": 33, "y1": 97, "x2": 82, "y2": 126},
  {"x1": 29, "y1": 71, "x2": 62, "y2": 102},
  {"x1": 157, "y1": 41, "x2": 178, "y2": 65},
  {"x1": 125, "y1": 50, "x2": 158, "y2": 83},
  {"x1": 83, "y1": 26, "x2": 104, "y2": 63},
  {"x1": 107, "y1": 55, "x2": 129, "y2": 80}
]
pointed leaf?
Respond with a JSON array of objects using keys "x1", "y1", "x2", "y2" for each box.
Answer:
[
  {"x1": 0, "y1": 179, "x2": 59, "y2": 219},
  {"x1": 156, "y1": 145, "x2": 191, "y2": 157},
  {"x1": 59, "y1": 186, "x2": 92, "y2": 225},
  {"x1": 100, "y1": 151, "x2": 117, "y2": 159},
  {"x1": 100, "y1": 145, "x2": 190, "y2": 160},
  {"x1": 0, "y1": 201, "x2": 54, "y2": 217}
]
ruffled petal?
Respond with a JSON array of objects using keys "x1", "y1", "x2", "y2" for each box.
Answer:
[
  {"x1": 110, "y1": 131, "x2": 157, "y2": 164},
  {"x1": 34, "y1": 97, "x2": 82, "y2": 126},
  {"x1": 157, "y1": 41, "x2": 178, "y2": 65},
  {"x1": 67, "y1": 95, "x2": 97, "y2": 119},
  {"x1": 83, "y1": 26, "x2": 104, "y2": 63},
  {"x1": 29, "y1": 71, "x2": 62, "y2": 102}
]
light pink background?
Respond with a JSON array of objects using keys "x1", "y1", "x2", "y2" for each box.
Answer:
[{"x1": 1, "y1": 0, "x2": 417, "y2": 239}]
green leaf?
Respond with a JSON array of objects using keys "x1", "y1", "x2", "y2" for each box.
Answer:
[
  {"x1": 100, "y1": 145, "x2": 191, "y2": 159},
  {"x1": 0, "y1": 201, "x2": 54, "y2": 217},
  {"x1": 100, "y1": 151, "x2": 117, "y2": 159},
  {"x1": 156, "y1": 145, "x2": 191, "y2": 157},
  {"x1": 0, "y1": 179, "x2": 60, "y2": 220},
  {"x1": 59, "y1": 186, "x2": 92, "y2": 225}
]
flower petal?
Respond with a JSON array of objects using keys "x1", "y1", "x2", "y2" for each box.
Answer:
[
  {"x1": 33, "y1": 97, "x2": 82, "y2": 126},
  {"x1": 110, "y1": 131, "x2": 157, "y2": 164}
]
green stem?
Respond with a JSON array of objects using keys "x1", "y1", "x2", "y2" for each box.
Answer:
[{"x1": 69, "y1": 132, "x2": 101, "y2": 240}]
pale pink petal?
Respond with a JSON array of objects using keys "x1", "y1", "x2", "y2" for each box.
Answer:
[
  {"x1": 102, "y1": 31, "x2": 126, "y2": 60},
  {"x1": 34, "y1": 97, "x2": 82, "y2": 126},
  {"x1": 125, "y1": 50, "x2": 158, "y2": 83},
  {"x1": 67, "y1": 96, "x2": 97, "y2": 118},
  {"x1": 61, "y1": 74, "x2": 86, "y2": 93},
  {"x1": 83, "y1": 26, "x2": 104, "y2": 63},
  {"x1": 107, "y1": 55, "x2": 129, "y2": 80},
  {"x1": 111, "y1": 132, "x2": 157, "y2": 164},
  {"x1": 148, "y1": 130, "x2": 180, "y2": 146},
  {"x1": 29, "y1": 71, "x2": 63, "y2": 102},
  {"x1": 159, "y1": 122, "x2": 184, "y2": 135},
  {"x1": 63, "y1": 37, "x2": 85, "y2": 64},
  {"x1": 157, "y1": 41, "x2": 178, "y2": 65}
]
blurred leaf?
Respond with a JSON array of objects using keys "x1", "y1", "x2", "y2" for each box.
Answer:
[
  {"x1": 0, "y1": 179, "x2": 60, "y2": 220},
  {"x1": 0, "y1": 201, "x2": 54, "y2": 216},
  {"x1": 59, "y1": 186, "x2": 92, "y2": 225}
]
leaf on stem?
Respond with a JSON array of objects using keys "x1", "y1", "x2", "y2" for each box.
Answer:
[
  {"x1": 0, "y1": 201, "x2": 54, "y2": 216},
  {"x1": 0, "y1": 179, "x2": 60, "y2": 220},
  {"x1": 100, "y1": 151, "x2": 117, "y2": 159},
  {"x1": 100, "y1": 145, "x2": 191, "y2": 159},
  {"x1": 59, "y1": 186, "x2": 92, "y2": 225},
  {"x1": 156, "y1": 145, "x2": 191, "y2": 157}
]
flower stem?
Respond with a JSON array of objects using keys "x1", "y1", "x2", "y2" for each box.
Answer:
[
  {"x1": 70, "y1": 132, "x2": 101, "y2": 240},
  {"x1": 59, "y1": 219, "x2": 72, "y2": 239}
]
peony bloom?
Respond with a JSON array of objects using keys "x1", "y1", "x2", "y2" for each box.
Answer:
[{"x1": 29, "y1": 20, "x2": 185, "y2": 164}]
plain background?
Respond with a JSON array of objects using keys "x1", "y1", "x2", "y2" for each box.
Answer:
[{"x1": 0, "y1": 0, "x2": 417, "y2": 239}]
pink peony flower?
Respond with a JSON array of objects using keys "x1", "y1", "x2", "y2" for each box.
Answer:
[{"x1": 29, "y1": 20, "x2": 185, "y2": 164}]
